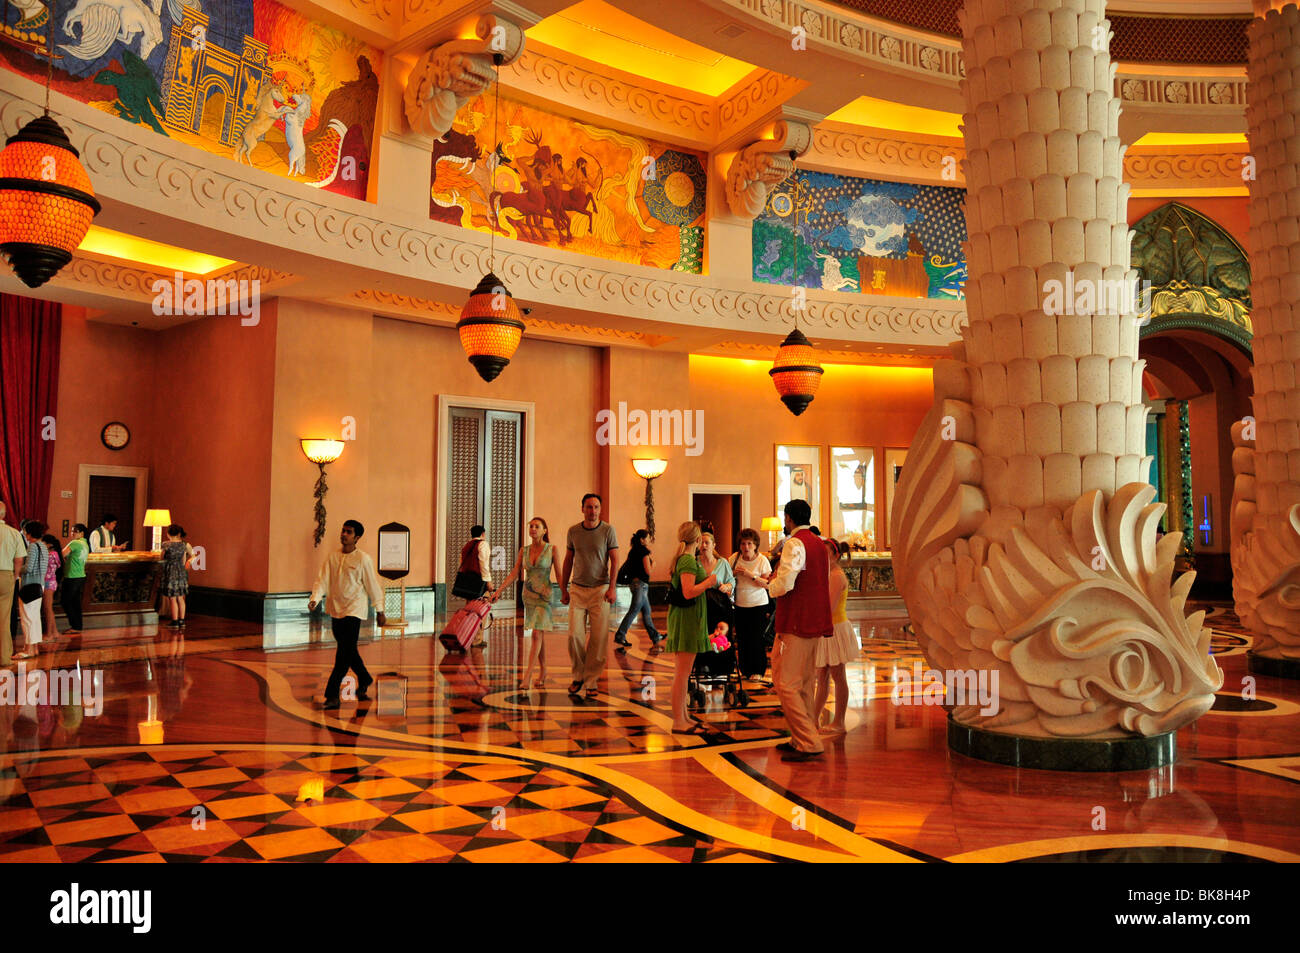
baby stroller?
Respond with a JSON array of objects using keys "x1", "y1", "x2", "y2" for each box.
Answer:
[{"x1": 688, "y1": 590, "x2": 750, "y2": 711}]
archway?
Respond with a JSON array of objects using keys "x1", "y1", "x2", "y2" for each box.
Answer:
[{"x1": 1134, "y1": 202, "x2": 1252, "y2": 597}]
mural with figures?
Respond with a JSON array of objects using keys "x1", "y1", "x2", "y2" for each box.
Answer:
[
  {"x1": 753, "y1": 172, "x2": 966, "y2": 299},
  {"x1": 430, "y1": 95, "x2": 706, "y2": 273},
  {"x1": 0, "y1": 0, "x2": 382, "y2": 199}
]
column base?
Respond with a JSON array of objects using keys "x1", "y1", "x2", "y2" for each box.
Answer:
[
  {"x1": 948, "y1": 716, "x2": 1177, "y2": 771},
  {"x1": 1247, "y1": 652, "x2": 1300, "y2": 680}
]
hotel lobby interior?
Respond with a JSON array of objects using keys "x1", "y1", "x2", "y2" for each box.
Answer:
[{"x1": 0, "y1": 0, "x2": 1297, "y2": 893}]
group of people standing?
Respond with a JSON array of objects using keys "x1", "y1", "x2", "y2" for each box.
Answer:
[
  {"x1": 0, "y1": 504, "x2": 198, "y2": 667},
  {"x1": 306, "y1": 493, "x2": 857, "y2": 762}
]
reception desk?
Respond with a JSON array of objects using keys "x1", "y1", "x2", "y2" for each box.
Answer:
[
  {"x1": 77, "y1": 552, "x2": 163, "y2": 628},
  {"x1": 841, "y1": 551, "x2": 898, "y2": 600}
]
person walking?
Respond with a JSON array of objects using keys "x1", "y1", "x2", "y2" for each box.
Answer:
[
  {"x1": 813, "y1": 538, "x2": 857, "y2": 735},
  {"x1": 613, "y1": 529, "x2": 662, "y2": 652},
  {"x1": 307, "y1": 519, "x2": 386, "y2": 709},
  {"x1": 0, "y1": 501, "x2": 27, "y2": 665},
  {"x1": 452, "y1": 525, "x2": 493, "y2": 645},
  {"x1": 13, "y1": 521, "x2": 49, "y2": 661},
  {"x1": 60, "y1": 524, "x2": 89, "y2": 634},
  {"x1": 730, "y1": 528, "x2": 773, "y2": 680},
  {"x1": 665, "y1": 521, "x2": 720, "y2": 733},
  {"x1": 560, "y1": 493, "x2": 618, "y2": 699},
  {"x1": 767, "y1": 499, "x2": 833, "y2": 762},
  {"x1": 491, "y1": 517, "x2": 563, "y2": 690}
]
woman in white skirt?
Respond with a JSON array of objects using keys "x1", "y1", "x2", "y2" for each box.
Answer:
[
  {"x1": 814, "y1": 537, "x2": 857, "y2": 734},
  {"x1": 13, "y1": 521, "x2": 49, "y2": 661}
]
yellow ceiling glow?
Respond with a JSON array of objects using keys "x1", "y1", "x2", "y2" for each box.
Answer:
[
  {"x1": 527, "y1": 1, "x2": 754, "y2": 97},
  {"x1": 827, "y1": 96, "x2": 963, "y2": 138},
  {"x1": 78, "y1": 226, "x2": 235, "y2": 276},
  {"x1": 1133, "y1": 133, "x2": 1249, "y2": 147}
]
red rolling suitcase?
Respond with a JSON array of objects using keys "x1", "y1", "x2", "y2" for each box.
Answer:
[{"x1": 440, "y1": 598, "x2": 491, "y2": 652}]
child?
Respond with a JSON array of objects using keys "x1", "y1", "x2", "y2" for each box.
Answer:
[
  {"x1": 40, "y1": 534, "x2": 61, "y2": 638},
  {"x1": 709, "y1": 620, "x2": 731, "y2": 652},
  {"x1": 160, "y1": 524, "x2": 193, "y2": 628},
  {"x1": 60, "y1": 524, "x2": 89, "y2": 634}
]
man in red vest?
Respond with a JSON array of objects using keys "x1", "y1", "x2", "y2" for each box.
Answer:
[{"x1": 767, "y1": 499, "x2": 833, "y2": 761}]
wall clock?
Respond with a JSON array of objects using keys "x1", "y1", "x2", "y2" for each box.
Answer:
[{"x1": 101, "y1": 422, "x2": 130, "y2": 450}]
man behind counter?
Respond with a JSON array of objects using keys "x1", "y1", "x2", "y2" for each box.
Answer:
[{"x1": 89, "y1": 514, "x2": 128, "y2": 553}]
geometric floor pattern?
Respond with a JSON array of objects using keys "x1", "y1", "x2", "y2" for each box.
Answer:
[
  {"x1": 4, "y1": 601, "x2": 1299, "y2": 863},
  {"x1": 0, "y1": 746, "x2": 778, "y2": 863}
]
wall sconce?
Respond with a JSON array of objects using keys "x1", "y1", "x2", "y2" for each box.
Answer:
[
  {"x1": 300, "y1": 438, "x2": 345, "y2": 547},
  {"x1": 761, "y1": 516, "x2": 782, "y2": 551},
  {"x1": 144, "y1": 509, "x2": 171, "y2": 553},
  {"x1": 632, "y1": 458, "x2": 667, "y2": 541}
]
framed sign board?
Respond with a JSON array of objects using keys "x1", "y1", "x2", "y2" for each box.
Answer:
[{"x1": 377, "y1": 522, "x2": 410, "y2": 579}]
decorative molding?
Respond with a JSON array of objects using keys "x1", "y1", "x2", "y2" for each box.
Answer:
[
  {"x1": 1117, "y1": 73, "x2": 1247, "y2": 108},
  {"x1": 716, "y1": 70, "x2": 807, "y2": 143},
  {"x1": 726, "y1": 120, "x2": 812, "y2": 219},
  {"x1": 1124, "y1": 147, "x2": 1251, "y2": 189},
  {"x1": 710, "y1": 339, "x2": 953, "y2": 362},
  {"x1": 501, "y1": 48, "x2": 716, "y2": 144},
  {"x1": 404, "y1": 15, "x2": 525, "y2": 139},
  {"x1": 805, "y1": 125, "x2": 963, "y2": 183}
]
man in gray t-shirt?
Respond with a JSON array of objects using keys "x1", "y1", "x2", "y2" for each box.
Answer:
[{"x1": 561, "y1": 493, "x2": 618, "y2": 696}]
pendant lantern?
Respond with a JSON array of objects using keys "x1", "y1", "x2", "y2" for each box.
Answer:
[
  {"x1": 0, "y1": 114, "x2": 100, "y2": 289},
  {"x1": 457, "y1": 271, "x2": 525, "y2": 382},
  {"x1": 769, "y1": 327, "x2": 823, "y2": 416}
]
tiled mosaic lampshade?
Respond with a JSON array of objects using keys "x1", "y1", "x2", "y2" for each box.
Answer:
[
  {"x1": 769, "y1": 328, "x2": 824, "y2": 416},
  {"x1": 0, "y1": 115, "x2": 100, "y2": 288},
  {"x1": 457, "y1": 272, "x2": 526, "y2": 382}
]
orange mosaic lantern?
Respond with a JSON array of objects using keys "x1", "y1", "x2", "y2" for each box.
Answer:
[
  {"x1": 769, "y1": 327, "x2": 824, "y2": 416},
  {"x1": 457, "y1": 271, "x2": 526, "y2": 382},
  {"x1": 0, "y1": 115, "x2": 100, "y2": 288}
]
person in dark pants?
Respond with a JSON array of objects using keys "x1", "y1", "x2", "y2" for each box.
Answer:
[
  {"x1": 59, "y1": 524, "x2": 90, "y2": 633},
  {"x1": 307, "y1": 519, "x2": 386, "y2": 709}
]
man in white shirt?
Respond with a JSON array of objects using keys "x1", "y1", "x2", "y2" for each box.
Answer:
[
  {"x1": 767, "y1": 499, "x2": 834, "y2": 761},
  {"x1": 308, "y1": 518, "x2": 387, "y2": 709},
  {"x1": 0, "y1": 500, "x2": 28, "y2": 666},
  {"x1": 89, "y1": 515, "x2": 127, "y2": 553}
]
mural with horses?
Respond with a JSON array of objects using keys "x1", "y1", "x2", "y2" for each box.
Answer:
[
  {"x1": 430, "y1": 94, "x2": 706, "y2": 273},
  {"x1": 0, "y1": 0, "x2": 382, "y2": 200}
]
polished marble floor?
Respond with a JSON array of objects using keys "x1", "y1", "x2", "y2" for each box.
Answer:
[{"x1": 0, "y1": 604, "x2": 1296, "y2": 863}]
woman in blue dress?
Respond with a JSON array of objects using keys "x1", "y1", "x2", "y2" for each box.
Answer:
[{"x1": 493, "y1": 517, "x2": 563, "y2": 691}]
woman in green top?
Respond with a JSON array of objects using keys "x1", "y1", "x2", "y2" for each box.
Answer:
[
  {"x1": 60, "y1": 524, "x2": 89, "y2": 633},
  {"x1": 667, "y1": 520, "x2": 719, "y2": 734}
]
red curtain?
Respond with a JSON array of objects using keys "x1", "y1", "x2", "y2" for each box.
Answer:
[{"x1": 0, "y1": 294, "x2": 60, "y2": 524}]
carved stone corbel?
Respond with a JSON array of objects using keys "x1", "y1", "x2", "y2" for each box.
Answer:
[
  {"x1": 725, "y1": 119, "x2": 811, "y2": 220},
  {"x1": 403, "y1": 15, "x2": 525, "y2": 140}
]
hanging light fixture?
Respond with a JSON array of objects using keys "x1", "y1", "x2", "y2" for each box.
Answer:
[
  {"x1": 0, "y1": 1, "x2": 101, "y2": 288},
  {"x1": 770, "y1": 174, "x2": 822, "y2": 416},
  {"x1": 457, "y1": 51, "x2": 526, "y2": 382}
]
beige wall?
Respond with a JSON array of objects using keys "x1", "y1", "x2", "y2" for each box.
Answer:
[
  {"x1": 267, "y1": 302, "x2": 603, "y2": 592},
  {"x1": 47, "y1": 307, "x2": 276, "y2": 591},
  {"x1": 50, "y1": 301, "x2": 936, "y2": 596}
]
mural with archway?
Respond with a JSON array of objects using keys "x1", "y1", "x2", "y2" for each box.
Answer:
[{"x1": 1133, "y1": 202, "x2": 1253, "y2": 594}]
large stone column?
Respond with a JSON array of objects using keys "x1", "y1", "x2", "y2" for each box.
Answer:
[
  {"x1": 891, "y1": 0, "x2": 1222, "y2": 767},
  {"x1": 1231, "y1": 1, "x2": 1300, "y2": 677}
]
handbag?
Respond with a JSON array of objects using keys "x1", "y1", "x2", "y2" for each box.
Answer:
[
  {"x1": 451, "y1": 570, "x2": 486, "y2": 601},
  {"x1": 662, "y1": 574, "x2": 693, "y2": 609},
  {"x1": 18, "y1": 583, "x2": 43, "y2": 604}
]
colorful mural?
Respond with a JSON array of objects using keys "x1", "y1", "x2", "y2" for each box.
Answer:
[
  {"x1": 753, "y1": 172, "x2": 967, "y2": 300},
  {"x1": 430, "y1": 95, "x2": 706, "y2": 273},
  {"x1": 0, "y1": 0, "x2": 381, "y2": 199}
]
